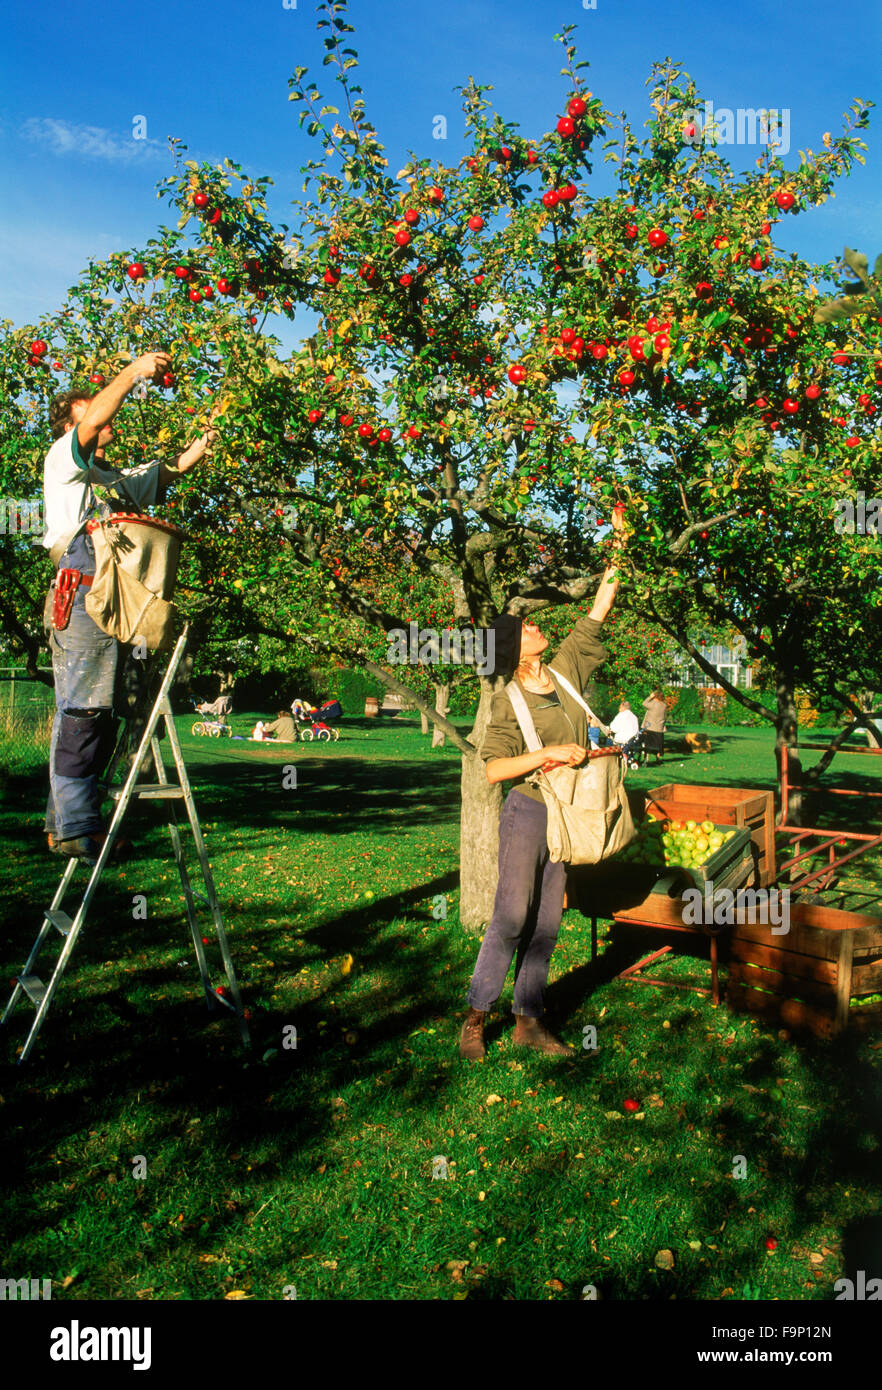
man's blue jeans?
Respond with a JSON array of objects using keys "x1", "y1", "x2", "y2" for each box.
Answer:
[
  {"x1": 468, "y1": 789, "x2": 567, "y2": 1019},
  {"x1": 44, "y1": 587, "x2": 119, "y2": 842}
]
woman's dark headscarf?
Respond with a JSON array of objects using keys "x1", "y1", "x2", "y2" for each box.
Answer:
[{"x1": 476, "y1": 613, "x2": 522, "y2": 679}]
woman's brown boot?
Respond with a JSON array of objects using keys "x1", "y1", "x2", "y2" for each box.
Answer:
[{"x1": 458, "y1": 1007, "x2": 487, "y2": 1060}]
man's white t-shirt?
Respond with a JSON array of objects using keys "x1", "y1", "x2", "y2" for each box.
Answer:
[
  {"x1": 610, "y1": 709, "x2": 640, "y2": 744},
  {"x1": 42, "y1": 426, "x2": 163, "y2": 557}
]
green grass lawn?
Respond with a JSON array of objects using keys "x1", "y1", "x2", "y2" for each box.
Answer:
[{"x1": 0, "y1": 714, "x2": 880, "y2": 1301}]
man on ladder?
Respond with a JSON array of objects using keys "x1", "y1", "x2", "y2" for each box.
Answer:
[
  {"x1": 41, "y1": 351, "x2": 216, "y2": 861},
  {"x1": 2, "y1": 356, "x2": 248, "y2": 1063}
]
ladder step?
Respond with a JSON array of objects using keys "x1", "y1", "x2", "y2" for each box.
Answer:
[
  {"x1": 19, "y1": 975, "x2": 47, "y2": 1006},
  {"x1": 44, "y1": 910, "x2": 73, "y2": 937},
  {"x1": 110, "y1": 784, "x2": 184, "y2": 800}
]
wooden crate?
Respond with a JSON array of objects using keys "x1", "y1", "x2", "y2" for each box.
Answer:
[
  {"x1": 726, "y1": 901, "x2": 882, "y2": 1038},
  {"x1": 646, "y1": 783, "x2": 777, "y2": 888}
]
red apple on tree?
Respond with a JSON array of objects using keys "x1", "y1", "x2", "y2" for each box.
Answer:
[
  {"x1": 427, "y1": 186, "x2": 444, "y2": 203},
  {"x1": 557, "y1": 116, "x2": 575, "y2": 137},
  {"x1": 307, "y1": 408, "x2": 323, "y2": 424},
  {"x1": 127, "y1": 262, "x2": 145, "y2": 280},
  {"x1": 775, "y1": 189, "x2": 795, "y2": 211},
  {"x1": 403, "y1": 209, "x2": 420, "y2": 225},
  {"x1": 193, "y1": 191, "x2": 209, "y2": 208},
  {"x1": 508, "y1": 364, "x2": 527, "y2": 385},
  {"x1": 467, "y1": 214, "x2": 484, "y2": 231},
  {"x1": 568, "y1": 96, "x2": 586, "y2": 117},
  {"x1": 647, "y1": 228, "x2": 668, "y2": 249}
]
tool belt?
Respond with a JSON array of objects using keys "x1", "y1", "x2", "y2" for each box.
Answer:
[{"x1": 51, "y1": 569, "x2": 94, "y2": 632}]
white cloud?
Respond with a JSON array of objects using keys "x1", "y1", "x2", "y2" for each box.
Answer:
[{"x1": 21, "y1": 117, "x2": 171, "y2": 164}]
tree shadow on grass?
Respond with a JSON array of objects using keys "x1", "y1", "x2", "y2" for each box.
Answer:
[{"x1": 0, "y1": 841, "x2": 469, "y2": 1285}]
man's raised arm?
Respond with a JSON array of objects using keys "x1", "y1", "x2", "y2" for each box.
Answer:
[{"x1": 77, "y1": 351, "x2": 171, "y2": 454}]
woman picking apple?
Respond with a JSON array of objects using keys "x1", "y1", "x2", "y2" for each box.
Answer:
[
  {"x1": 41, "y1": 352, "x2": 216, "y2": 860},
  {"x1": 459, "y1": 511, "x2": 626, "y2": 1059}
]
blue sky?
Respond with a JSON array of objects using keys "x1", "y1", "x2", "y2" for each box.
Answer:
[{"x1": 1, "y1": 0, "x2": 878, "y2": 334}]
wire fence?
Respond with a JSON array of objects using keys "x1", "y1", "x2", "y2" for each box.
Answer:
[{"x1": 0, "y1": 670, "x2": 54, "y2": 768}]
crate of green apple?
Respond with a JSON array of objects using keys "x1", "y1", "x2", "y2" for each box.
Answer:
[{"x1": 615, "y1": 815, "x2": 752, "y2": 891}]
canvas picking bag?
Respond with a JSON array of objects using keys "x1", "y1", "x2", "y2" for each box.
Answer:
[
  {"x1": 506, "y1": 668, "x2": 636, "y2": 865},
  {"x1": 84, "y1": 513, "x2": 184, "y2": 651}
]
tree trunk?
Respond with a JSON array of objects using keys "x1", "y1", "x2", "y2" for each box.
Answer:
[
  {"x1": 458, "y1": 680, "x2": 503, "y2": 934},
  {"x1": 774, "y1": 669, "x2": 802, "y2": 825},
  {"x1": 431, "y1": 683, "x2": 450, "y2": 748},
  {"x1": 420, "y1": 709, "x2": 430, "y2": 735}
]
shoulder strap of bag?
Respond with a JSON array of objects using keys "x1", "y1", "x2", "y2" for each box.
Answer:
[
  {"x1": 547, "y1": 666, "x2": 608, "y2": 732},
  {"x1": 505, "y1": 680, "x2": 544, "y2": 753}
]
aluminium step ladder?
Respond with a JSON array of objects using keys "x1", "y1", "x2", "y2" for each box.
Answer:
[{"x1": 1, "y1": 625, "x2": 250, "y2": 1064}]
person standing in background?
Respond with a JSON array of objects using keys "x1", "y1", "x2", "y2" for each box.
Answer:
[{"x1": 641, "y1": 689, "x2": 667, "y2": 765}]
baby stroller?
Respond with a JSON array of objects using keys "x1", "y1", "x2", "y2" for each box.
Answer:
[
  {"x1": 191, "y1": 695, "x2": 233, "y2": 738},
  {"x1": 292, "y1": 697, "x2": 341, "y2": 742},
  {"x1": 619, "y1": 730, "x2": 646, "y2": 771}
]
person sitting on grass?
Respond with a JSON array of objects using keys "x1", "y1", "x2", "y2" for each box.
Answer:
[{"x1": 261, "y1": 710, "x2": 297, "y2": 742}]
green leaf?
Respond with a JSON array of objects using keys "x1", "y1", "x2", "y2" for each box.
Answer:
[{"x1": 843, "y1": 247, "x2": 870, "y2": 283}]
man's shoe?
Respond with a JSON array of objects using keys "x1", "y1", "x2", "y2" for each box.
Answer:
[
  {"x1": 512, "y1": 1015, "x2": 575, "y2": 1057},
  {"x1": 459, "y1": 1007, "x2": 487, "y2": 1060},
  {"x1": 49, "y1": 832, "x2": 130, "y2": 863}
]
